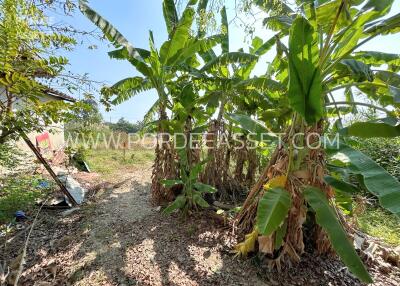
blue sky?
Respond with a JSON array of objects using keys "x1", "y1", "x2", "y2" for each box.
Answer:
[{"x1": 57, "y1": 0, "x2": 400, "y2": 123}]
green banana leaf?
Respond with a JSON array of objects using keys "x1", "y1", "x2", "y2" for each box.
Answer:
[
  {"x1": 324, "y1": 175, "x2": 358, "y2": 194},
  {"x1": 163, "y1": 0, "x2": 179, "y2": 35},
  {"x1": 160, "y1": 5, "x2": 196, "y2": 64},
  {"x1": 193, "y1": 193, "x2": 210, "y2": 208},
  {"x1": 220, "y1": 6, "x2": 229, "y2": 54},
  {"x1": 326, "y1": 143, "x2": 400, "y2": 216},
  {"x1": 79, "y1": 0, "x2": 151, "y2": 76},
  {"x1": 200, "y1": 52, "x2": 258, "y2": 73},
  {"x1": 340, "y1": 121, "x2": 400, "y2": 138},
  {"x1": 163, "y1": 195, "x2": 186, "y2": 214},
  {"x1": 162, "y1": 179, "x2": 183, "y2": 188},
  {"x1": 340, "y1": 59, "x2": 374, "y2": 82},
  {"x1": 257, "y1": 187, "x2": 291, "y2": 236},
  {"x1": 225, "y1": 113, "x2": 278, "y2": 142},
  {"x1": 353, "y1": 51, "x2": 400, "y2": 67},
  {"x1": 193, "y1": 182, "x2": 217, "y2": 193},
  {"x1": 304, "y1": 186, "x2": 372, "y2": 283},
  {"x1": 107, "y1": 77, "x2": 153, "y2": 104},
  {"x1": 288, "y1": 17, "x2": 323, "y2": 124}
]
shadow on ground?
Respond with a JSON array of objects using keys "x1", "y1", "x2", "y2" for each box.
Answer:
[{"x1": 3, "y1": 169, "x2": 396, "y2": 286}]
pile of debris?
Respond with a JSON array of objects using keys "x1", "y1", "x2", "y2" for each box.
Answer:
[{"x1": 353, "y1": 230, "x2": 400, "y2": 274}]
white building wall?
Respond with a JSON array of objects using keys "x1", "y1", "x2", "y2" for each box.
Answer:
[{"x1": 0, "y1": 87, "x2": 66, "y2": 152}]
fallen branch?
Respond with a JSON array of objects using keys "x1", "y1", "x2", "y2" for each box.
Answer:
[
  {"x1": 6, "y1": 200, "x2": 47, "y2": 285},
  {"x1": 19, "y1": 130, "x2": 78, "y2": 206}
]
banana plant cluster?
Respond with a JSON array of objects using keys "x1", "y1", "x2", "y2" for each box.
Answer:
[
  {"x1": 231, "y1": 0, "x2": 400, "y2": 283},
  {"x1": 79, "y1": 0, "x2": 274, "y2": 206},
  {"x1": 79, "y1": 0, "x2": 400, "y2": 283}
]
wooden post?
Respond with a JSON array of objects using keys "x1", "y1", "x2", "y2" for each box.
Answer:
[
  {"x1": 122, "y1": 141, "x2": 127, "y2": 162},
  {"x1": 20, "y1": 130, "x2": 78, "y2": 206}
]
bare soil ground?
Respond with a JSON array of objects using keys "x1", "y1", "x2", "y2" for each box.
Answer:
[{"x1": 2, "y1": 163, "x2": 400, "y2": 286}]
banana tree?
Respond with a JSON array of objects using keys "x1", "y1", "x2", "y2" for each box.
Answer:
[
  {"x1": 161, "y1": 80, "x2": 219, "y2": 213},
  {"x1": 79, "y1": 0, "x2": 223, "y2": 203},
  {"x1": 234, "y1": 0, "x2": 400, "y2": 283},
  {"x1": 192, "y1": 6, "x2": 285, "y2": 198}
]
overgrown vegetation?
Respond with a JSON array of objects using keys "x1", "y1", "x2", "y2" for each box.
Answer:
[
  {"x1": 353, "y1": 137, "x2": 400, "y2": 181},
  {"x1": 355, "y1": 203, "x2": 400, "y2": 246},
  {"x1": 107, "y1": 118, "x2": 144, "y2": 134},
  {"x1": 85, "y1": 148, "x2": 154, "y2": 176},
  {"x1": 79, "y1": 0, "x2": 400, "y2": 283},
  {"x1": 0, "y1": 0, "x2": 95, "y2": 144},
  {"x1": 1, "y1": 0, "x2": 400, "y2": 284},
  {"x1": 0, "y1": 176, "x2": 52, "y2": 223},
  {"x1": 0, "y1": 142, "x2": 22, "y2": 170}
]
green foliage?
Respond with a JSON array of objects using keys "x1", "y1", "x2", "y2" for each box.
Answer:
[
  {"x1": 0, "y1": 141, "x2": 22, "y2": 169},
  {"x1": 324, "y1": 176, "x2": 358, "y2": 195},
  {"x1": 200, "y1": 52, "x2": 257, "y2": 73},
  {"x1": 304, "y1": 187, "x2": 372, "y2": 283},
  {"x1": 355, "y1": 204, "x2": 400, "y2": 246},
  {"x1": 65, "y1": 97, "x2": 103, "y2": 135},
  {"x1": 340, "y1": 120, "x2": 400, "y2": 138},
  {"x1": 108, "y1": 118, "x2": 143, "y2": 134},
  {"x1": 163, "y1": 0, "x2": 179, "y2": 35},
  {"x1": 352, "y1": 137, "x2": 400, "y2": 181},
  {"x1": 0, "y1": 0, "x2": 80, "y2": 143},
  {"x1": 0, "y1": 175, "x2": 52, "y2": 223},
  {"x1": 220, "y1": 6, "x2": 229, "y2": 54},
  {"x1": 225, "y1": 113, "x2": 277, "y2": 142},
  {"x1": 73, "y1": 97, "x2": 103, "y2": 126},
  {"x1": 353, "y1": 51, "x2": 400, "y2": 70},
  {"x1": 162, "y1": 161, "x2": 216, "y2": 214},
  {"x1": 327, "y1": 142, "x2": 400, "y2": 216},
  {"x1": 287, "y1": 17, "x2": 322, "y2": 124},
  {"x1": 72, "y1": 0, "x2": 400, "y2": 281},
  {"x1": 257, "y1": 187, "x2": 291, "y2": 236}
]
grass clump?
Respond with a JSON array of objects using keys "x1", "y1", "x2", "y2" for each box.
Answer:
[
  {"x1": 0, "y1": 175, "x2": 52, "y2": 223},
  {"x1": 355, "y1": 204, "x2": 400, "y2": 246},
  {"x1": 85, "y1": 148, "x2": 155, "y2": 176}
]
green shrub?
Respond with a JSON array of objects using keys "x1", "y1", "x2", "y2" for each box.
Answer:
[
  {"x1": 0, "y1": 175, "x2": 52, "y2": 223},
  {"x1": 0, "y1": 142, "x2": 22, "y2": 169}
]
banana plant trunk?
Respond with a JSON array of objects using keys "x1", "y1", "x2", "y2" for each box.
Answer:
[
  {"x1": 202, "y1": 97, "x2": 229, "y2": 191},
  {"x1": 151, "y1": 105, "x2": 178, "y2": 204},
  {"x1": 236, "y1": 114, "x2": 334, "y2": 267}
]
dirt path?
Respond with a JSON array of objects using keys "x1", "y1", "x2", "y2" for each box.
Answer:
[
  {"x1": 8, "y1": 165, "x2": 264, "y2": 285},
  {"x1": 5, "y1": 165, "x2": 400, "y2": 285}
]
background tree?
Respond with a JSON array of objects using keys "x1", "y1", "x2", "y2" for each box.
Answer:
[
  {"x1": 108, "y1": 117, "x2": 142, "y2": 134},
  {"x1": 79, "y1": 0, "x2": 225, "y2": 203},
  {"x1": 76, "y1": 97, "x2": 103, "y2": 126},
  {"x1": 0, "y1": 0, "x2": 100, "y2": 145}
]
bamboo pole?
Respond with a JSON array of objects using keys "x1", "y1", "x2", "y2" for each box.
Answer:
[{"x1": 19, "y1": 130, "x2": 78, "y2": 206}]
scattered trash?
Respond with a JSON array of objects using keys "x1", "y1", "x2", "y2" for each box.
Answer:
[
  {"x1": 15, "y1": 211, "x2": 27, "y2": 221},
  {"x1": 21, "y1": 132, "x2": 78, "y2": 206},
  {"x1": 61, "y1": 207, "x2": 80, "y2": 217},
  {"x1": 37, "y1": 180, "x2": 50, "y2": 189},
  {"x1": 58, "y1": 174, "x2": 87, "y2": 204},
  {"x1": 69, "y1": 148, "x2": 91, "y2": 172},
  {"x1": 71, "y1": 154, "x2": 91, "y2": 172},
  {"x1": 42, "y1": 197, "x2": 70, "y2": 209},
  {"x1": 353, "y1": 233, "x2": 365, "y2": 250}
]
